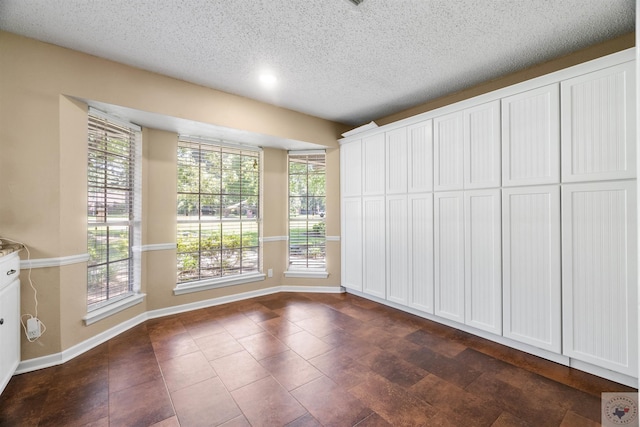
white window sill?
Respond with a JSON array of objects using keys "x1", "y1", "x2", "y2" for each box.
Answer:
[
  {"x1": 83, "y1": 293, "x2": 146, "y2": 326},
  {"x1": 173, "y1": 272, "x2": 266, "y2": 295},
  {"x1": 283, "y1": 269, "x2": 329, "y2": 279}
]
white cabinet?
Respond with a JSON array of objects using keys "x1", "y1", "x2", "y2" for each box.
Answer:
[
  {"x1": 561, "y1": 62, "x2": 636, "y2": 182},
  {"x1": 363, "y1": 196, "x2": 386, "y2": 299},
  {"x1": 434, "y1": 112, "x2": 464, "y2": 191},
  {"x1": 341, "y1": 197, "x2": 363, "y2": 292},
  {"x1": 464, "y1": 101, "x2": 501, "y2": 189},
  {"x1": 561, "y1": 181, "x2": 637, "y2": 377},
  {"x1": 0, "y1": 252, "x2": 20, "y2": 396},
  {"x1": 340, "y1": 139, "x2": 362, "y2": 198},
  {"x1": 408, "y1": 194, "x2": 434, "y2": 313},
  {"x1": 502, "y1": 186, "x2": 561, "y2": 353},
  {"x1": 362, "y1": 133, "x2": 385, "y2": 196},
  {"x1": 502, "y1": 84, "x2": 560, "y2": 186},
  {"x1": 434, "y1": 102, "x2": 500, "y2": 191},
  {"x1": 408, "y1": 120, "x2": 433, "y2": 193},
  {"x1": 464, "y1": 189, "x2": 502, "y2": 335},
  {"x1": 386, "y1": 128, "x2": 408, "y2": 195},
  {"x1": 386, "y1": 195, "x2": 408, "y2": 304},
  {"x1": 434, "y1": 190, "x2": 502, "y2": 332},
  {"x1": 434, "y1": 192, "x2": 465, "y2": 323}
]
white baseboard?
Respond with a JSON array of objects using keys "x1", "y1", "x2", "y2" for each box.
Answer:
[{"x1": 15, "y1": 285, "x2": 344, "y2": 374}]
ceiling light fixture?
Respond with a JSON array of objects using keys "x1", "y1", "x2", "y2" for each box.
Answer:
[{"x1": 259, "y1": 73, "x2": 277, "y2": 88}]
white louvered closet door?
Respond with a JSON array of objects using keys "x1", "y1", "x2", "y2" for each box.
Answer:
[
  {"x1": 502, "y1": 84, "x2": 560, "y2": 187},
  {"x1": 363, "y1": 196, "x2": 386, "y2": 299},
  {"x1": 561, "y1": 61, "x2": 636, "y2": 183},
  {"x1": 464, "y1": 189, "x2": 502, "y2": 335},
  {"x1": 502, "y1": 186, "x2": 561, "y2": 353},
  {"x1": 561, "y1": 181, "x2": 638, "y2": 377},
  {"x1": 434, "y1": 192, "x2": 465, "y2": 323}
]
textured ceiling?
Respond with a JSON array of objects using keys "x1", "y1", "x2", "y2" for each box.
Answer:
[{"x1": 0, "y1": 0, "x2": 635, "y2": 127}]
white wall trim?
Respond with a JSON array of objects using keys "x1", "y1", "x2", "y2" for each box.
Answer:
[
  {"x1": 326, "y1": 235, "x2": 340, "y2": 241},
  {"x1": 173, "y1": 273, "x2": 267, "y2": 295},
  {"x1": 260, "y1": 236, "x2": 288, "y2": 242},
  {"x1": 134, "y1": 243, "x2": 177, "y2": 252},
  {"x1": 20, "y1": 253, "x2": 90, "y2": 269},
  {"x1": 284, "y1": 270, "x2": 329, "y2": 279},
  {"x1": 15, "y1": 285, "x2": 343, "y2": 375}
]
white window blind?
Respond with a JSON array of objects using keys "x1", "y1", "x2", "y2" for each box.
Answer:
[
  {"x1": 176, "y1": 138, "x2": 260, "y2": 285},
  {"x1": 288, "y1": 151, "x2": 326, "y2": 270},
  {"x1": 87, "y1": 110, "x2": 141, "y2": 310}
]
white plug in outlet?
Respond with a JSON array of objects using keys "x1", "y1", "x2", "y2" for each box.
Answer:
[
  {"x1": 268, "y1": 268, "x2": 273, "y2": 278},
  {"x1": 27, "y1": 317, "x2": 41, "y2": 339}
]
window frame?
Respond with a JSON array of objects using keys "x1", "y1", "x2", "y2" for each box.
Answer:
[
  {"x1": 285, "y1": 150, "x2": 328, "y2": 278},
  {"x1": 86, "y1": 108, "x2": 143, "y2": 316},
  {"x1": 175, "y1": 137, "x2": 264, "y2": 294}
]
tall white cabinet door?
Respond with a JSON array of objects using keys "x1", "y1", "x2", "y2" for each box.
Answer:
[
  {"x1": 562, "y1": 181, "x2": 638, "y2": 377},
  {"x1": 408, "y1": 120, "x2": 433, "y2": 193},
  {"x1": 464, "y1": 189, "x2": 502, "y2": 335},
  {"x1": 464, "y1": 101, "x2": 501, "y2": 189},
  {"x1": 434, "y1": 112, "x2": 464, "y2": 191},
  {"x1": 502, "y1": 186, "x2": 561, "y2": 353},
  {"x1": 502, "y1": 84, "x2": 560, "y2": 186},
  {"x1": 386, "y1": 128, "x2": 408, "y2": 195},
  {"x1": 341, "y1": 197, "x2": 363, "y2": 292},
  {"x1": 363, "y1": 196, "x2": 386, "y2": 299},
  {"x1": 386, "y1": 195, "x2": 408, "y2": 305},
  {"x1": 408, "y1": 193, "x2": 434, "y2": 313},
  {"x1": 340, "y1": 139, "x2": 362, "y2": 198},
  {"x1": 0, "y1": 279, "x2": 20, "y2": 395},
  {"x1": 561, "y1": 62, "x2": 636, "y2": 182},
  {"x1": 362, "y1": 133, "x2": 386, "y2": 196},
  {"x1": 434, "y1": 192, "x2": 465, "y2": 323}
]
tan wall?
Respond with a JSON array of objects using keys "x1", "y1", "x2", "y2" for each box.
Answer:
[
  {"x1": 375, "y1": 32, "x2": 635, "y2": 126},
  {"x1": 0, "y1": 29, "x2": 634, "y2": 362},
  {"x1": 0, "y1": 31, "x2": 346, "y2": 361}
]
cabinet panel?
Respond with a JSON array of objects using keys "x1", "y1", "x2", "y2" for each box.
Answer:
[
  {"x1": 386, "y1": 128, "x2": 408, "y2": 194},
  {"x1": 340, "y1": 139, "x2": 362, "y2": 197},
  {"x1": 386, "y1": 195, "x2": 408, "y2": 304},
  {"x1": 434, "y1": 192, "x2": 464, "y2": 323},
  {"x1": 464, "y1": 101, "x2": 501, "y2": 189},
  {"x1": 0, "y1": 277, "x2": 20, "y2": 396},
  {"x1": 363, "y1": 196, "x2": 386, "y2": 298},
  {"x1": 464, "y1": 189, "x2": 502, "y2": 335},
  {"x1": 561, "y1": 62, "x2": 636, "y2": 182},
  {"x1": 341, "y1": 198, "x2": 362, "y2": 292},
  {"x1": 502, "y1": 84, "x2": 560, "y2": 186},
  {"x1": 362, "y1": 133, "x2": 385, "y2": 196},
  {"x1": 408, "y1": 120, "x2": 433, "y2": 193},
  {"x1": 434, "y1": 112, "x2": 464, "y2": 191},
  {"x1": 562, "y1": 181, "x2": 637, "y2": 376},
  {"x1": 408, "y1": 194, "x2": 434, "y2": 313},
  {"x1": 502, "y1": 186, "x2": 561, "y2": 353}
]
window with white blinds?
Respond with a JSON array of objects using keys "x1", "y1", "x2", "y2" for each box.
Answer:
[
  {"x1": 87, "y1": 111, "x2": 141, "y2": 310},
  {"x1": 176, "y1": 139, "x2": 260, "y2": 285},
  {"x1": 288, "y1": 151, "x2": 326, "y2": 270}
]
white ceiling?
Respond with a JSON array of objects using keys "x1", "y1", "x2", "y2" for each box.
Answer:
[{"x1": 0, "y1": 0, "x2": 635, "y2": 132}]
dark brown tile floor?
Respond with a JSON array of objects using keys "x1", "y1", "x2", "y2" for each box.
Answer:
[{"x1": 0, "y1": 292, "x2": 635, "y2": 426}]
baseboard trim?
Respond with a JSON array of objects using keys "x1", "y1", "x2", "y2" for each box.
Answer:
[{"x1": 15, "y1": 285, "x2": 344, "y2": 374}]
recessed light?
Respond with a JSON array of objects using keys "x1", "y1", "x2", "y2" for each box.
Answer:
[{"x1": 259, "y1": 73, "x2": 277, "y2": 87}]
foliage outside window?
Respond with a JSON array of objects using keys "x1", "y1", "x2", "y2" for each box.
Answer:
[
  {"x1": 87, "y1": 113, "x2": 140, "y2": 309},
  {"x1": 177, "y1": 139, "x2": 260, "y2": 284},
  {"x1": 288, "y1": 152, "x2": 326, "y2": 269}
]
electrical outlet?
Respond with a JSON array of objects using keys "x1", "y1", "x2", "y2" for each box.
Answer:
[
  {"x1": 268, "y1": 268, "x2": 273, "y2": 278},
  {"x1": 27, "y1": 317, "x2": 41, "y2": 339}
]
